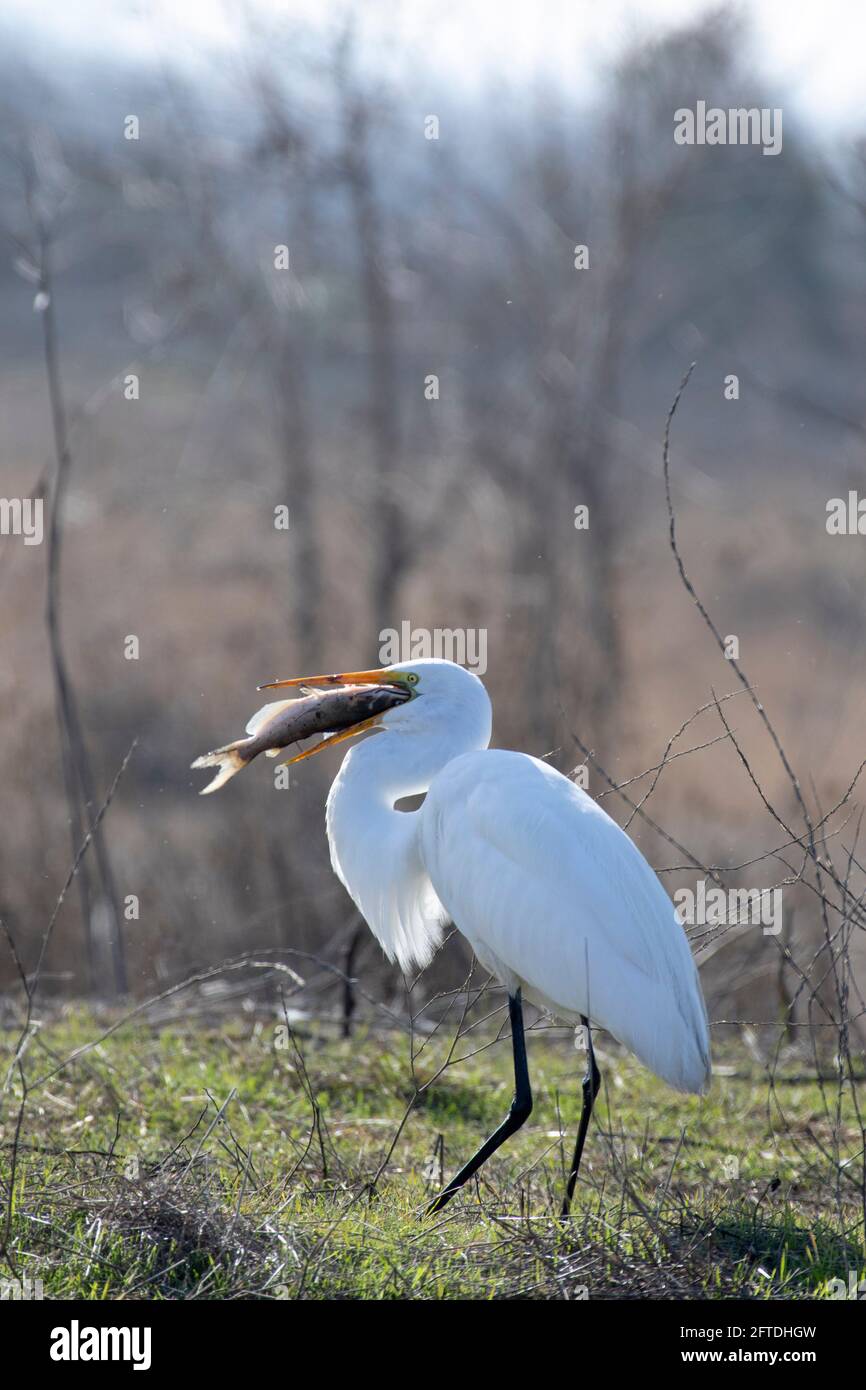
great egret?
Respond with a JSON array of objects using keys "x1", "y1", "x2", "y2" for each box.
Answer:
[{"x1": 195, "y1": 657, "x2": 711, "y2": 1215}]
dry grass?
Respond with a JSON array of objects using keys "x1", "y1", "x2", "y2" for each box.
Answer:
[{"x1": 1, "y1": 1001, "x2": 863, "y2": 1300}]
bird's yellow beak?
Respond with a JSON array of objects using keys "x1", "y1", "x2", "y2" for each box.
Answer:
[
  {"x1": 258, "y1": 668, "x2": 401, "y2": 692},
  {"x1": 257, "y1": 668, "x2": 410, "y2": 764}
]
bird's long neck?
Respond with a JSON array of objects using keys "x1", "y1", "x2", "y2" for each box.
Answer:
[{"x1": 325, "y1": 726, "x2": 481, "y2": 971}]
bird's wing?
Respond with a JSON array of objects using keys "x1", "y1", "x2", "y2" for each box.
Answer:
[{"x1": 420, "y1": 749, "x2": 710, "y2": 1092}]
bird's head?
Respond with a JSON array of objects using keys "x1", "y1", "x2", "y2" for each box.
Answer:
[{"x1": 258, "y1": 657, "x2": 490, "y2": 762}]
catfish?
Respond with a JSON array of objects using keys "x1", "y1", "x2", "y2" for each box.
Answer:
[{"x1": 191, "y1": 683, "x2": 410, "y2": 794}]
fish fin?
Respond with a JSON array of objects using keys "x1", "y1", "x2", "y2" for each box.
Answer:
[
  {"x1": 190, "y1": 741, "x2": 250, "y2": 794},
  {"x1": 245, "y1": 699, "x2": 294, "y2": 737}
]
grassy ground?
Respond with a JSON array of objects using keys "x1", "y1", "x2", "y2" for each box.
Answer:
[{"x1": 0, "y1": 1004, "x2": 863, "y2": 1300}]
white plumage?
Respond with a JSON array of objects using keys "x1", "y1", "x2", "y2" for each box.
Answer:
[{"x1": 324, "y1": 658, "x2": 711, "y2": 1095}]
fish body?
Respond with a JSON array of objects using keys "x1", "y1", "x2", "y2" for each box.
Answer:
[{"x1": 192, "y1": 684, "x2": 410, "y2": 794}]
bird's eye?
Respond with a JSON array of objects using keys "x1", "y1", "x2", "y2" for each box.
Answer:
[{"x1": 405, "y1": 673, "x2": 419, "y2": 685}]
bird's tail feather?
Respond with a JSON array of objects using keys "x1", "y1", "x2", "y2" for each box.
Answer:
[{"x1": 190, "y1": 741, "x2": 251, "y2": 794}]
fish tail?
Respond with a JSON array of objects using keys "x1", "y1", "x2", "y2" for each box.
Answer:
[{"x1": 190, "y1": 740, "x2": 251, "y2": 794}]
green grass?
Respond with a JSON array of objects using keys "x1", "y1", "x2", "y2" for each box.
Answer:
[{"x1": 0, "y1": 1006, "x2": 863, "y2": 1299}]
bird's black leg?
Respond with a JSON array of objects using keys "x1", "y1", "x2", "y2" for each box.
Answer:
[
  {"x1": 426, "y1": 990, "x2": 532, "y2": 1216},
  {"x1": 561, "y1": 1015, "x2": 601, "y2": 1216}
]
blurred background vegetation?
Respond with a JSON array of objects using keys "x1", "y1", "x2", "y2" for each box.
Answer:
[{"x1": 1, "y1": 2, "x2": 865, "y2": 1042}]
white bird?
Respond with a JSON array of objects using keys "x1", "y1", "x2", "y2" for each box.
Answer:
[{"x1": 198, "y1": 657, "x2": 711, "y2": 1214}]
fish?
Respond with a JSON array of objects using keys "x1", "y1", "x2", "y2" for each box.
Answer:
[{"x1": 191, "y1": 682, "x2": 411, "y2": 795}]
